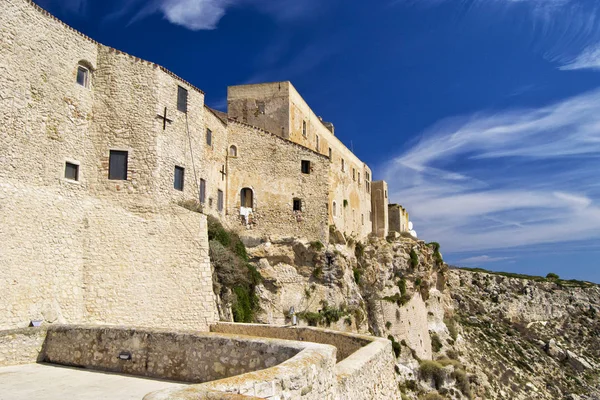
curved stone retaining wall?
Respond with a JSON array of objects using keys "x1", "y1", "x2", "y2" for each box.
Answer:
[{"x1": 209, "y1": 323, "x2": 400, "y2": 400}]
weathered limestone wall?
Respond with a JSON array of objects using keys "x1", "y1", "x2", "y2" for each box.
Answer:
[
  {"x1": 226, "y1": 121, "x2": 330, "y2": 243},
  {"x1": 42, "y1": 325, "x2": 301, "y2": 383},
  {"x1": 371, "y1": 181, "x2": 389, "y2": 238},
  {"x1": 389, "y1": 203, "x2": 410, "y2": 233},
  {"x1": 379, "y1": 294, "x2": 433, "y2": 360},
  {"x1": 0, "y1": 0, "x2": 218, "y2": 330},
  {"x1": 0, "y1": 328, "x2": 47, "y2": 367},
  {"x1": 0, "y1": 179, "x2": 218, "y2": 330},
  {"x1": 227, "y1": 82, "x2": 374, "y2": 240}
]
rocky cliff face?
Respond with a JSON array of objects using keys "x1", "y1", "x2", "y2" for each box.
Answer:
[{"x1": 228, "y1": 233, "x2": 599, "y2": 400}]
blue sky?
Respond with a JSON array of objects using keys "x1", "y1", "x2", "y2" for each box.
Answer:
[{"x1": 36, "y1": 0, "x2": 600, "y2": 282}]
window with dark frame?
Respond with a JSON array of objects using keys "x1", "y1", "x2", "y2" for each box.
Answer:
[
  {"x1": 302, "y1": 121, "x2": 307, "y2": 137},
  {"x1": 217, "y1": 190, "x2": 224, "y2": 212},
  {"x1": 76, "y1": 66, "x2": 89, "y2": 88},
  {"x1": 293, "y1": 198, "x2": 302, "y2": 211},
  {"x1": 177, "y1": 86, "x2": 188, "y2": 113},
  {"x1": 316, "y1": 135, "x2": 320, "y2": 152},
  {"x1": 65, "y1": 162, "x2": 79, "y2": 181},
  {"x1": 301, "y1": 160, "x2": 311, "y2": 174},
  {"x1": 199, "y1": 179, "x2": 206, "y2": 203},
  {"x1": 206, "y1": 129, "x2": 212, "y2": 146},
  {"x1": 108, "y1": 150, "x2": 128, "y2": 180},
  {"x1": 174, "y1": 166, "x2": 184, "y2": 191},
  {"x1": 328, "y1": 148, "x2": 332, "y2": 160}
]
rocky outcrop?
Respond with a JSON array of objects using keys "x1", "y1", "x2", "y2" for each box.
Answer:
[{"x1": 226, "y1": 234, "x2": 600, "y2": 400}]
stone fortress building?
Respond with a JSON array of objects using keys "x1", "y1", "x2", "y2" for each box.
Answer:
[{"x1": 0, "y1": 0, "x2": 415, "y2": 398}]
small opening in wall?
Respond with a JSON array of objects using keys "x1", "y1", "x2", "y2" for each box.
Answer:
[
  {"x1": 293, "y1": 198, "x2": 302, "y2": 211},
  {"x1": 174, "y1": 166, "x2": 184, "y2": 191},
  {"x1": 302, "y1": 120, "x2": 307, "y2": 137},
  {"x1": 108, "y1": 150, "x2": 128, "y2": 181},
  {"x1": 241, "y1": 188, "x2": 253, "y2": 208},
  {"x1": 76, "y1": 66, "x2": 89, "y2": 88},
  {"x1": 65, "y1": 162, "x2": 79, "y2": 181},
  {"x1": 229, "y1": 145, "x2": 238, "y2": 157},
  {"x1": 301, "y1": 160, "x2": 311, "y2": 174},
  {"x1": 177, "y1": 86, "x2": 188, "y2": 113}
]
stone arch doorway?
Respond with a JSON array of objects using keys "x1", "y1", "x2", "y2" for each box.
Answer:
[{"x1": 240, "y1": 188, "x2": 254, "y2": 209}]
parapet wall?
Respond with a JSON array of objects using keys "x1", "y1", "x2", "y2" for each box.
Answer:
[
  {"x1": 42, "y1": 325, "x2": 303, "y2": 384},
  {"x1": 0, "y1": 327, "x2": 47, "y2": 367},
  {"x1": 210, "y1": 323, "x2": 400, "y2": 400}
]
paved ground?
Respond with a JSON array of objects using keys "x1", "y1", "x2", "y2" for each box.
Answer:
[{"x1": 0, "y1": 363, "x2": 187, "y2": 400}]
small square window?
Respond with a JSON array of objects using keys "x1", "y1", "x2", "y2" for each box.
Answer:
[
  {"x1": 177, "y1": 86, "x2": 188, "y2": 113},
  {"x1": 206, "y1": 129, "x2": 212, "y2": 146},
  {"x1": 65, "y1": 162, "x2": 79, "y2": 181},
  {"x1": 301, "y1": 160, "x2": 311, "y2": 174},
  {"x1": 174, "y1": 166, "x2": 184, "y2": 191},
  {"x1": 293, "y1": 198, "x2": 302, "y2": 211},
  {"x1": 76, "y1": 66, "x2": 89, "y2": 88},
  {"x1": 108, "y1": 150, "x2": 128, "y2": 180}
]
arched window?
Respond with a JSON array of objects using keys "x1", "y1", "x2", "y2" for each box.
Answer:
[
  {"x1": 76, "y1": 60, "x2": 93, "y2": 88},
  {"x1": 229, "y1": 145, "x2": 238, "y2": 157},
  {"x1": 332, "y1": 201, "x2": 337, "y2": 217},
  {"x1": 241, "y1": 188, "x2": 253, "y2": 208}
]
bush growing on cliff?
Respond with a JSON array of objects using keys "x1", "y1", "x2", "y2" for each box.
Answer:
[
  {"x1": 546, "y1": 272, "x2": 560, "y2": 280},
  {"x1": 427, "y1": 242, "x2": 443, "y2": 265},
  {"x1": 353, "y1": 268, "x2": 362, "y2": 284},
  {"x1": 419, "y1": 360, "x2": 445, "y2": 389},
  {"x1": 355, "y1": 241, "x2": 365, "y2": 259},
  {"x1": 430, "y1": 332, "x2": 443, "y2": 352},
  {"x1": 387, "y1": 335, "x2": 402, "y2": 358},
  {"x1": 410, "y1": 249, "x2": 419, "y2": 268},
  {"x1": 309, "y1": 241, "x2": 324, "y2": 251},
  {"x1": 207, "y1": 217, "x2": 262, "y2": 323}
]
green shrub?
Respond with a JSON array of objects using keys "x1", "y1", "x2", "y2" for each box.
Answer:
[
  {"x1": 415, "y1": 277, "x2": 422, "y2": 287},
  {"x1": 546, "y1": 272, "x2": 560, "y2": 280},
  {"x1": 386, "y1": 321, "x2": 392, "y2": 330},
  {"x1": 398, "y1": 278, "x2": 407, "y2": 296},
  {"x1": 298, "y1": 311, "x2": 321, "y2": 326},
  {"x1": 310, "y1": 241, "x2": 324, "y2": 251},
  {"x1": 444, "y1": 316, "x2": 458, "y2": 341},
  {"x1": 343, "y1": 199, "x2": 348, "y2": 208},
  {"x1": 419, "y1": 360, "x2": 445, "y2": 389},
  {"x1": 353, "y1": 268, "x2": 362, "y2": 284},
  {"x1": 410, "y1": 249, "x2": 419, "y2": 268},
  {"x1": 312, "y1": 266, "x2": 323, "y2": 279},
  {"x1": 387, "y1": 335, "x2": 401, "y2": 358},
  {"x1": 428, "y1": 242, "x2": 443, "y2": 265},
  {"x1": 207, "y1": 215, "x2": 231, "y2": 247},
  {"x1": 207, "y1": 217, "x2": 262, "y2": 323},
  {"x1": 431, "y1": 332, "x2": 443, "y2": 352},
  {"x1": 355, "y1": 241, "x2": 365, "y2": 259}
]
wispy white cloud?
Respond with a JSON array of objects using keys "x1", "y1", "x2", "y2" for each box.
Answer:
[
  {"x1": 393, "y1": 0, "x2": 600, "y2": 72},
  {"x1": 458, "y1": 255, "x2": 513, "y2": 264},
  {"x1": 559, "y1": 44, "x2": 600, "y2": 71},
  {"x1": 383, "y1": 88, "x2": 600, "y2": 254},
  {"x1": 121, "y1": 0, "x2": 320, "y2": 31}
]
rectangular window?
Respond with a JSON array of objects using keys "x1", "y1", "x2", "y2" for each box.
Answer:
[
  {"x1": 353, "y1": 168, "x2": 356, "y2": 181},
  {"x1": 177, "y1": 86, "x2": 188, "y2": 113},
  {"x1": 328, "y1": 148, "x2": 332, "y2": 161},
  {"x1": 76, "y1": 66, "x2": 89, "y2": 88},
  {"x1": 358, "y1": 172, "x2": 361, "y2": 184},
  {"x1": 316, "y1": 135, "x2": 320, "y2": 152},
  {"x1": 108, "y1": 150, "x2": 128, "y2": 180},
  {"x1": 217, "y1": 190, "x2": 224, "y2": 212},
  {"x1": 362, "y1": 214, "x2": 364, "y2": 225},
  {"x1": 206, "y1": 129, "x2": 212, "y2": 146},
  {"x1": 302, "y1": 121, "x2": 307, "y2": 137},
  {"x1": 341, "y1": 159, "x2": 345, "y2": 172},
  {"x1": 301, "y1": 160, "x2": 311, "y2": 174},
  {"x1": 64, "y1": 162, "x2": 79, "y2": 181},
  {"x1": 199, "y1": 179, "x2": 206, "y2": 203},
  {"x1": 174, "y1": 166, "x2": 184, "y2": 191},
  {"x1": 293, "y1": 198, "x2": 302, "y2": 211}
]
